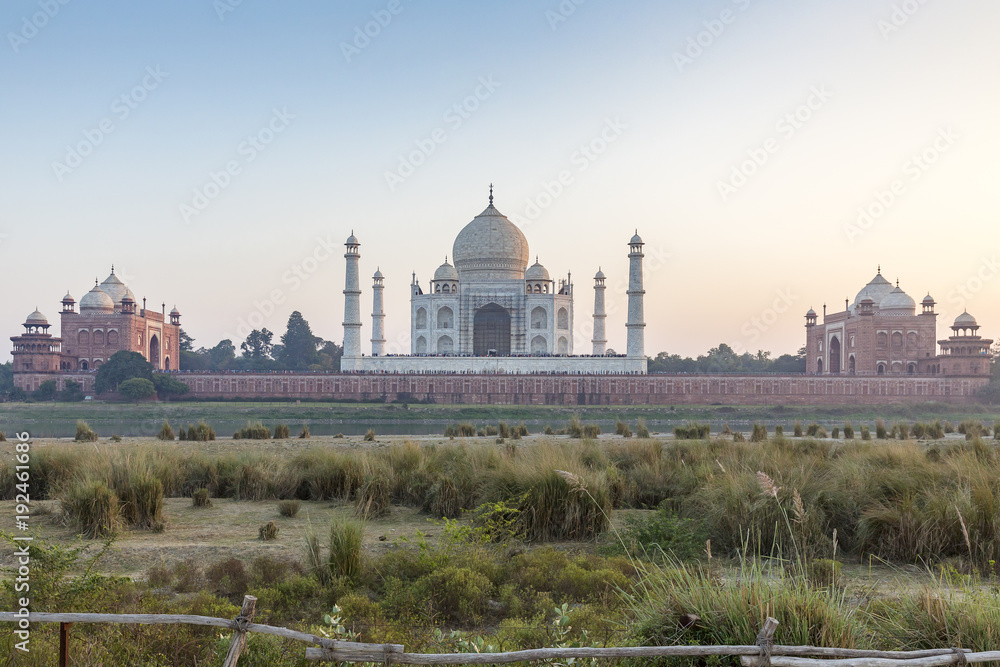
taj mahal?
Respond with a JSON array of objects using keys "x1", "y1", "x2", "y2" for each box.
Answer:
[{"x1": 338, "y1": 188, "x2": 648, "y2": 374}]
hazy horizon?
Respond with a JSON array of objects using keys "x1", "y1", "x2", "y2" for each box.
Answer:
[{"x1": 3, "y1": 0, "x2": 998, "y2": 364}]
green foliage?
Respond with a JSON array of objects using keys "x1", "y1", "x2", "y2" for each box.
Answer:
[
  {"x1": 363, "y1": 428, "x2": 375, "y2": 441},
  {"x1": 775, "y1": 425, "x2": 784, "y2": 437},
  {"x1": 615, "y1": 502, "x2": 707, "y2": 561},
  {"x1": 274, "y1": 423, "x2": 290, "y2": 439},
  {"x1": 793, "y1": 420, "x2": 803, "y2": 437},
  {"x1": 183, "y1": 420, "x2": 216, "y2": 441},
  {"x1": 32, "y1": 379, "x2": 58, "y2": 401},
  {"x1": 240, "y1": 328, "x2": 274, "y2": 361},
  {"x1": 674, "y1": 423, "x2": 710, "y2": 440},
  {"x1": 75, "y1": 419, "x2": 98, "y2": 442},
  {"x1": 299, "y1": 424, "x2": 311, "y2": 439},
  {"x1": 278, "y1": 499, "x2": 301, "y2": 517},
  {"x1": 750, "y1": 423, "x2": 767, "y2": 442},
  {"x1": 278, "y1": 310, "x2": 320, "y2": 369},
  {"x1": 94, "y1": 350, "x2": 154, "y2": 394},
  {"x1": 876, "y1": 419, "x2": 888, "y2": 439},
  {"x1": 582, "y1": 424, "x2": 601, "y2": 439},
  {"x1": 861, "y1": 425, "x2": 872, "y2": 440},
  {"x1": 616, "y1": 419, "x2": 633, "y2": 438},
  {"x1": 637, "y1": 418, "x2": 650, "y2": 439},
  {"x1": 843, "y1": 422, "x2": 855, "y2": 439},
  {"x1": 152, "y1": 373, "x2": 190, "y2": 399},
  {"x1": 119, "y1": 377, "x2": 156, "y2": 402},
  {"x1": 259, "y1": 520, "x2": 279, "y2": 541},
  {"x1": 647, "y1": 343, "x2": 805, "y2": 373}
]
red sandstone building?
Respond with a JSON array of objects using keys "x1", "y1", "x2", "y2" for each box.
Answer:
[
  {"x1": 805, "y1": 270, "x2": 992, "y2": 377},
  {"x1": 10, "y1": 269, "x2": 180, "y2": 391}
]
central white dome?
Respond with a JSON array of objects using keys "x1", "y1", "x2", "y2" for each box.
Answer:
[{"x1": 452, "y1": 203, "x2": 529, "y2": 281}]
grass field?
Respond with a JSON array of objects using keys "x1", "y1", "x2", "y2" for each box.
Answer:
[{"x1": 6, "y1": 430, "x2": 1000, "y2": 665}]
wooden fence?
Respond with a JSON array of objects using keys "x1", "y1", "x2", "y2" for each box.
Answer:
[{"x1": 1, "y1": 603, "x2": 992, "y2": 667}]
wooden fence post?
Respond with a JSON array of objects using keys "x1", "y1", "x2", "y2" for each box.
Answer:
[
  {"x1": 222, "y1": 595, "x2": 257, "y2": 667},
  {"x1": 60, "y1": 622, "x2": 72, "y2": 667}
]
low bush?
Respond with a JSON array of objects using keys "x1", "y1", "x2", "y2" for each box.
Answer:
[
  {"x1": 157, "y1": 420, "x2": 174, "y2": 441},
  {"x1": 62, "y1": 480, "x2": 120, "y2": 538},
  {"x1": 75, "y1": 420, "x2": 98, "y2": 442},
  {"x1": 274, "y1": 424, "x2": 290, "y2": 439},
  {"x1": 793, "y1": 420, "x2": 803, "y2": 437},
  {"x1": 277, "y1": 499, "x2": 300, "y2": 517},
  {"x1": 636, "y1": 419, "x2": 650, "y2": 439},
  {"x1": 192, "y1": 488, "x2": 211, "y2": 508},
  {"x1": 299, "y1": 425, "x2": 311, "y2": 439},
  {"x1": 750, "y1": 423, "x2": 767, "y2": 443},
  {"x1": 843, "y1": 422, "x2": 854, "y2": 439},
  {"x1": 259, "y1": 521, "x2": 279, "y2": 541},
  {"x1": 616, "y1": 419, "x2": 633, "y2": 438},
  {"x1": 364, "y1": 429, "x2": 376, "y2": 442},
  {"x1": 234, "y1": 421, "x2": 271, "y2": 440},
  {"x1": 329, "y1": 517, "x2": 364, "y2": 579},
  {"x1": 876, "y1": 419, "x2": 888, "y2": 439}
]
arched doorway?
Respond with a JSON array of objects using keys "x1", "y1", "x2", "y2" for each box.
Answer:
[
  {"x1": 829, "y1": 336, "x2": 841, "y2": 374},
  {"x1": 473, "y1": 304, "x2": 510, "y2": 356},
  {"x1": 848, "y1": 355, "x2": 856, "y2": 375},
  {"x1": 877, "y1": 363, "x2": 885, "y2": 375},
  {"x1": 149, "y1": 334, "x2": 160, "y2": 368},
  {"x1": 164, "y1": 356, "x2": 171, "y2": 370},
  {"x1": 907, "y1": 363, "x2": 916, "y2": 375},
  {"x1": 816, "y1": 358, "x2": 823, "y2": 374},
  {"x1": 81, "y1": 360, "x2": 89, "y2": 371}
]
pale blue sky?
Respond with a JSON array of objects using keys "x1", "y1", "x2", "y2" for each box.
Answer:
[{"x1": 2, "y1": 0, "x2": 998, "y2": 361}]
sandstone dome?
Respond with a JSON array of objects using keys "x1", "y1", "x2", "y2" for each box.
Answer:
[
  {"x1": 954, "y1": 311, "x2": 978, "y2": 327},
  {"x1": 25, "y1": 308, "x2": 48, "y2": 326},
  {"x1": 452, "y1": 203, "x2": 529, "y2": 281}
]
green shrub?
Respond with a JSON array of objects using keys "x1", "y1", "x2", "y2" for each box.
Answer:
[
  {"x1": 616, "y1": 419, "x2": 633, "y2": 438},
  {"x1": 637, "y1": 419, "x2": 650, "y2": 439},
  {"x1": 356, "y1": 471, "x2": 391, "y2": 518},
  {"x1": 517, "y1": 423, "x2": 529, "y2": 437},
  {"x1": 498, "y1": 422, "x2": 511, "y2": 439},
  {"x1": 299, "y1": 424, "x2": 311, "y2": 439},
  {"x1": 329, "y1": 517, "x2": 363, "y2": 579},
  {"x1": 274, "y1": 424, "x2": 290, "y2": 439},
  {"x1": 157, "y1": 420, "x2": 175, "y2": 441},
  {"x1": 876, "y1": 419, "x2": 887, "y2": 439},
  {"x1": 775, "y1": 425, "x2": 784, "y2": 437},
  {"x1": 117, "y1": 472, "x2": 164, "y2": 529},
  {"x1": 192, "y1": 488, "x2": 211, "y2": 508},
  {"x1": 912, "y1": 422, "x2": 927, "y2": 439},
  {"x1": 278, "y1": 499, "x2": 301, "y2": 517},
  {"x1": 582, "y1": 424, "x2": 601, "y2": 439},
  {"x1": 750, "y1": 423, "x2": 767, "y2": 443},
  {"x1": 75, "y1": 420, "x2": 98, "y2": 442},
  {"x1": 363, "y1": 429, "x2": 375, "y2": 442},
  {"x1": 806, "y1": 423, "x2": 820, "y2": 437},
  {"x1": 807, "y1": 558, "x2": 842, "y2": 588},
  {"x1": 843, "y1": 422, "x2": 854, "y2": 439},
  {"x1": 416, "y1": 565, "x2": 492, "y2": 623},
  {"x1": 184, "y1": 421, "x2": 216, "y2": 442},
  {"x1": 544, "y1": 425, "x2": 554, "y2": 436},
  {"x1": 617, "y1": 502, "x2": 706, "y2": 561},
  {"x1": 110, "y1": 434, "x2": 122, "y2": 442},
  {"x1": 259, "y1": 520, "x2": 279, "y2": 541},
  {"x1": 793, "y1": 420, "x2": 803, "y2": 437},
  {"x1": 831, "y1": 427, "x2": 840, "y2": 439},
  {"x1": 567, "y1": 415, "x2": 584, "y2": 438}
]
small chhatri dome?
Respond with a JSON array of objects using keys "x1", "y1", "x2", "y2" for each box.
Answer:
[
  {"x1": 170, "y1": 305, "x2": 180, "y2": 315},
  {"x1": 954, "y1": 311, "x2": 978, "y2": 327},
  {"x1": 62, "y1": 290, "x2": 75, "y2": 302},
  {"x1": 80, "y1": 284, "x2": 115, "y2": 312},
  {"x1": 434, "y1": 257, "x2": 459, "y2": 281},
  {"x1": 452, "y1": 199, "x2": 529, "y2": 281},
  {"x1": 373, "y1": 268, "x2": 384, "y2": 279},
  {"x1": 630, "y1": 230, "x2": 643, "y2": 244},
  {"x1": 346, "y1": 231, "x2": 359, "y2": 245},
  {"x1": 25, "y1": 308, "x2": 48, "y2": 325},
  {"x1": 594, "y1": 268, "x2": 606, "y2": 280},
  {"x1": 122, "y1": 293, "x2": 134, "y2": 303},
  {"x1": 100, "y1": 269, "x2": 130, "y2": 304},
  {"x1": 879, "y1": 285, "x2": 916, "y2": 312},
  {"x1": 806, "y1": 308, "x2": 817, "y2": 317},
  {"x1": 922, "y1": 293, "x2": 935, "y2": 304},
  {"x1": 525, "y1": 257, "x2": 550, "y2": 282}
]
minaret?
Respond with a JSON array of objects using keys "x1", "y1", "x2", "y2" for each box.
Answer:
[
  {"x1": 371, "y1": 268, "x2": 385, "y2": 357},
  {"x1": 343, "y1": 232, "x2": 362, "y2": 362},
  {"x1": 626, "y1": 231, "x2": 645, "y2": 358},
  {"x1": 592, "y1": 268, "x2": 607, "y2": 356}
]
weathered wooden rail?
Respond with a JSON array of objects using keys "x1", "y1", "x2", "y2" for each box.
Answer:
[{"x1": 0, "y1": 608, "x2": 986, "y2": 667}]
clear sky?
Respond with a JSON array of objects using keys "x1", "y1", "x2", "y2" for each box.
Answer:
[{"x1": 2, "y1": 0, "x2": 998, "y2": 363}]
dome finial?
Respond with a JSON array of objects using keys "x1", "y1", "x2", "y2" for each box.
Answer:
[
  {"x1": 489, "y1": 183, "x2": 493, "y2": 205},
  {"x1": 877, "y1": 264, "x2": 881, "y2": 274},
  {"x1": 896, "y1": 278, "x2": 899, "y2": 287}
]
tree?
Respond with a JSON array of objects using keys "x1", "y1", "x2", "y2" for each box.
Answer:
[
  {"x1": 32, "y1": 379, "x2": 58, "y2": 401},
  {"x1": 153, "y1": 373, "x2": 190, "y2": 400},
  {"x1": 209, "y1": 339, "x2": 237, "y2": 368},
  {"x1": 240, "y1": 329, "x2": 274, "y2": 360},
  {"x1": 95, "y1": 351, "x2": 154, "y2": 394},
  {"x1": 0, "y1": 361, "x2": 14, "y2": 399},
  {"x1": 179, "y1": 329, "x2": 195, "y2": 352},
  {"x1": 315, "y1": 340, "x2": 343, "y2": 371},
  {"x1": 118, "y1": 377, "x2": 156, "y2": 403},
  {"x1": 279, "y1": 311, "x2": 319, "y2": 370},
  {"x1": 60, "y1": 379, "x2": 85, "y2": 402}
]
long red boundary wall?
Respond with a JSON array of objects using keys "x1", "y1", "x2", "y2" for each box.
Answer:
[{"x1": 15, "y1": 373, "x2": 990, "y2": 405}]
